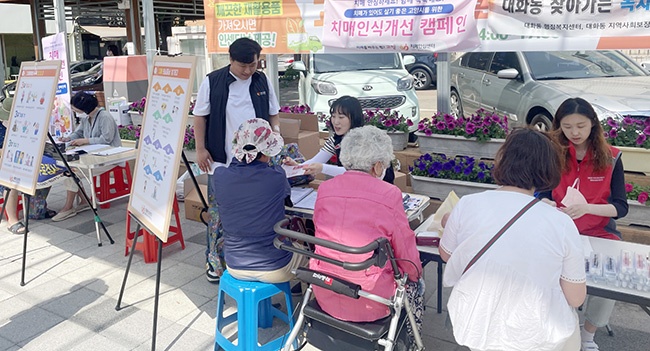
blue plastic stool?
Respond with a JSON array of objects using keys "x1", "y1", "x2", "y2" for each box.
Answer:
[{"x1": 215, "y1": 270, "x2": 294, "y2": 351}]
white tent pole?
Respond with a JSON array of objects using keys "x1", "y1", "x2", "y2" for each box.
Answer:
[
  {"x1": 436, "y1": 52, "x2": 451, "y2": 114},
  {"x1": 266, "y1": 54, "x2": 280, "y2": 104},
  {"x1": 143, "y1": 0, "x2": 156, "y2": 78}
]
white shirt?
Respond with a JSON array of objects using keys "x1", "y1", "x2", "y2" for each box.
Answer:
[
  {"x1": 441, "y1": 190, "x2": 585, "y2": 351},
  {"x1": 193, "y1": 71, "x2": 280, "y2": 168}
]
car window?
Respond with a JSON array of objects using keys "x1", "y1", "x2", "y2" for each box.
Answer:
[
  {"x1": 464, "y1": 53, "x2": 493, "y2": 72},
  {"x1": 312, "y1": 53, "x2": 400, "y2": 73},
  {"x1": 489, "y1": 52, "x2": 520, "y2": 75},
  {"x1": 524, "y1": 51, "x2": 648, "y2": 80}
]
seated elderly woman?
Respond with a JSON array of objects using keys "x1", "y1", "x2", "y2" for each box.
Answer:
[
  {"x1": 53, "y1": 92, "x2": 121, "y2": 221},
  {"x1": 214, "y1": 118, "x2": 305, "y2": 283},
  {"x1": 311, "y1": 125, "x2": 424, "y2": 340}
]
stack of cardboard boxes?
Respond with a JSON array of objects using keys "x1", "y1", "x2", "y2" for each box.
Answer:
[{"x1": 278, "y1": 112, "x2": 320, "y2": 159}]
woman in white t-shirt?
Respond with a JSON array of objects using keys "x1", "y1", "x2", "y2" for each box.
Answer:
[{"x1": 440, "y1": 128, "x2": 586, "y2": 351}]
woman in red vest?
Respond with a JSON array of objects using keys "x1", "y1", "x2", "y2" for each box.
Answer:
[{"x1": 538, "y1": 97, "x2": 628, "y2": 351}]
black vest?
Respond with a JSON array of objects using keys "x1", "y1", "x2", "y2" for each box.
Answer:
[{"x1": 206, "y1": 66, "x2": 270, "y2": 163}]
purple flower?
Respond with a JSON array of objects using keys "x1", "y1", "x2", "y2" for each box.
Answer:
[
  {"x1": 423, "y1": 153, "x2": 433, "y2": 162},
  {"x1": 424, "y1": 129, "x2": 433, "y2": 136},
  {"x1": 477, "y1": 171, "x2": 485, "y2": 180},
  {"x1": 453, "y1": 165, "x2": 462, "y2": 173},
  {"x1": 605, "y1": 118, "x2": 616, "y2": 128},
  {"x1": 442, "y1": 162, "x2": 453, "y2": 171},
  {"x1": 447, "y1": 121, "x2": 456, "y2": 130},
  {"x1": 465, "y1": 122, "x2": 476, "y2": 135},
  {"x1": 623, "y1": 116, "x2": 634, "y2": 125},
  {"x1": 608, "y1": 129, "x2": 618, "y2": 138},
  {"x1": 407, "y1": 119, "x2": 414, "y2": 127},
  {"x1": 444, "y1": 114, "x2": 455, "y2": 124},
  {"x1": 644, "y1": 126, "x2": 650, "y2": 136},
  {"x1": 435, "y1": 121, "x2": 446, "y2": 131},
  {"x1": 636, "y1": 134, "x2": 647, "y2": 145},
  {"x1": 463, "y1": 166, "x2": 473, "y2": 175}
]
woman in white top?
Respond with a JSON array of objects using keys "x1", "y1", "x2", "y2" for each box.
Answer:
[{"x1": 440, "y1": 128, "x2": 586, "y2": 351}]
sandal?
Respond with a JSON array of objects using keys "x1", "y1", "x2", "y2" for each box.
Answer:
[{"x1": 7, "y1": 222, "x2": 26, "y2": 235}]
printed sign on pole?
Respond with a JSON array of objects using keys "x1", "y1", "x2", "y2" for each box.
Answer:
[
  {"x1": 0, "y1": 61, "x2": 62, "y2": 195},
  {"x1": 128, "y1": 56, "x2": 197, "y2": 241},
  {"x1": 42, "y1": 33, "x2": 73, "y2": 138}
]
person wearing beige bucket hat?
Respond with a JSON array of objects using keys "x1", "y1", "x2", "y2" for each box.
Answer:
[{"x1": 212, "y1": 119, "x2": 306, "y2": 283}]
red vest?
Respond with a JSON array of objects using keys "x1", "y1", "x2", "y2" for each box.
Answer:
[{"x1": 552, "y1": 144, "x2": 621, "y2": 240}]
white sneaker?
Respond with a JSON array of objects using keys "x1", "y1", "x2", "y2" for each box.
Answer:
[{"x1": 581, "y1": 340, "x2": 599, "y2": 351}]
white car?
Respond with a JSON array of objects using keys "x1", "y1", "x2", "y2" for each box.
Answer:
[{"x1": 291, "y1": 53, "x2": 420, "y2": 131}]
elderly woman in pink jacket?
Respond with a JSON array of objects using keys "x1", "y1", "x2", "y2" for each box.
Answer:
[{"x1": 311, "y1": 125, "x2": 424, "y2": 341}]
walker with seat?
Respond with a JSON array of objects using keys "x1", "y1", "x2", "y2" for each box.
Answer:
[{"x1": 273, "y1": 218, "x2": 425, "y2": 351}]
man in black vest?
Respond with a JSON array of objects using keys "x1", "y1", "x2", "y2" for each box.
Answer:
[{"x1": 193, "y1": 38, "x2": 280, "y2": 283}]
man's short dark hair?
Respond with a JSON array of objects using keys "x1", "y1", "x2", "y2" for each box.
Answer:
[
  {"x1": 229, "y1": 38, "x2": 262, "y2": 64},
  {"x1": 492, "y1": 128, "x2": 561, "y2": 192},
  {"x1": 70, "y1": 92, "x2": 99, "y2": 114}
]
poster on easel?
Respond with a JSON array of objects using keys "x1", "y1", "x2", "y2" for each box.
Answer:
[
  {"x1": 0, "y1": 61, "x2": 62, "y2": 195},
  {"x1": 128, "y1": 56, "x2": 197, "y2": 241},
  {"x1": 42, "y1": 33, "x2": 73, "y2": 138}
]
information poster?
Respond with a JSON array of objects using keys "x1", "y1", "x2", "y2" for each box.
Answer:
[
  {"x1": 128, "y1": 56, "x2": 197, "y2": 242},
  {"x1": 0, "y1": 61, "x2": 62, "y2": 195},
  {"x1": 42, "y1": 33, "x2": 73, "y2": 138}
]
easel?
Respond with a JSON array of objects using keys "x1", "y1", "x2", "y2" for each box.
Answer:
[
  {"x1": 46, "y1": 132, "x2": 115, "y2": 246},
  {"x1": 116, "y1": 151, "x2": 207, "y2": 351},
  {"x1": 0, "y1": 189, "x2": 30, "y2": 286}
]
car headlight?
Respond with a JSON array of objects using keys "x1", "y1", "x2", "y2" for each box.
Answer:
[
  {"x1": 81, "y1": 75, "x2": 99, "y2": 85},
  {"x1": 311, "y1": 79, "x2": 337, "y2": 95},
  {"x1": 397, "y1": 75, "x2": 414, "y2": 91},
  {"x1": 592, "y1": 104, "x2": 623, "y2": 120}
]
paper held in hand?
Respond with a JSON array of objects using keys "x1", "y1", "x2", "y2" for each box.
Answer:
[
  {"x1": 427, "y1": 190, "x2": 460, "y2": 233},
  {"x1": 282, "y1": 164, "x2": 306, "y2": 178}
]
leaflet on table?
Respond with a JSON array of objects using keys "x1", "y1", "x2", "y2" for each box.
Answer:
[
  {"x1": 92, "y1": 146, "x2": 134, "y2": 156},
  {"x1": 290, "y1": 187, "x2": 313, "y2": 205},
  {"x1": 402, "y1": 193, "x2": 422, "y2": 211},
  {"x1": 282, "y1": 164, "x2": 306, "y2": 178},
  {"x1": 293, "y1": 190, "x2": 318, "y2": 210},
  {"x1": 64, "y1": 144, "x2": 109, "y2": 155}
]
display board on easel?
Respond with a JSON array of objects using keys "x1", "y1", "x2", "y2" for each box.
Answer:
[
  {"x1": 127, "y1": 56, "x2": 197, "y2": 241},
  {"x1": 0, "y1": 61, "x2": 62, "y2": 195}
]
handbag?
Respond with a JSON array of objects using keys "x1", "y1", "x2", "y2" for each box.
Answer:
[{"x1": 462, "y1": 198, "x2": 539, "y2": 275}]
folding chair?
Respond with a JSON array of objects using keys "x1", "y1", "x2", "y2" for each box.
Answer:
[{"x1": 273, "y1": 219, "x2": 425, "y2": 351}]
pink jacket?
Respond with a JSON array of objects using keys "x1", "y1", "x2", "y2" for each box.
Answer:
[{"x1": 310, "y1": 171, "x2": 422, "y2": 322}]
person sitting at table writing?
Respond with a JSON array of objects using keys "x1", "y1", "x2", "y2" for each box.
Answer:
[
  {"x1": 53, "y1": 92, "x2": 121, "y2": 222},
  {"x1": 284, "y1": 95, "x2": 395, "y2": 183},
  {"x1": 537, "y1": 98, "x2": 628, "y2": 351},
  {"x1": 214, "y1": 119, "x2": 305, "y2": 283},
  {"x1": 310, "y1": 125, "x2": 423, "y2": 342},
  {"x1": 440, "y1": 128, "x2": 586, "y2": 351}
]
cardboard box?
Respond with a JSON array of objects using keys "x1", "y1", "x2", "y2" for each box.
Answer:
[
  {"x1": 279, "y1": 118, "x2": 300, "y2": 138},
  {"x1": 394, "y1": 146, "x2": 424, "y2": 186},
  {"x1": 278, "y1": 112, "x2": 319, "y2": 131},
  {"x1": 394, "y1": 171, "x2": 407, "y2": 192},
  {"x1": 184, "y1": 173, "x2": 209, "y2": 222},
  {"x1": 285, "y1": 131, "x2": 320, "y2": 159}
]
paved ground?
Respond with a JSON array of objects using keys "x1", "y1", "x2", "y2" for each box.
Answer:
[
  {"x1": 0, "y1": 181, "x2": 648, "y2": 350},
  {"x1": 0, "y1": 83, "x2": 647, "y2": 350}
]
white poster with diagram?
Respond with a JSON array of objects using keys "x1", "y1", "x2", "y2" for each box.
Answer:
[
  {"x1": 0, "y1": 61, "x2": 62, "y2": 195},
  {"x1": 128, "y1": 56, "x2": 196, "y2": 241}
]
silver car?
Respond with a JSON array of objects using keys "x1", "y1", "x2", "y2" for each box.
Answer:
[{"x1": 450, "y1": 51, "x2": 650, "y2": 131}]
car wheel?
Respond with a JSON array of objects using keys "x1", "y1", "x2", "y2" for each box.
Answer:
[
  {"x1": 411, "y1": 68, "x2": 431, "y2": 90},
  {"x1": 530, "y1": 112, "x2": 553, "y2": 132},
  {"x1": 450, "y1": 90, "x2": 464, "y2": 117}
]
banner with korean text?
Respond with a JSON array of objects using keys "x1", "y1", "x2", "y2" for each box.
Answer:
[
  {"x1": 204, "y1": 0, "x2": 325, "y2": 53},
  {"x1": 42, "y1": 33, "x2": 73, "y2": 139},
  {"x1": 128, "y1": 56, "x2": 197, "y2": 242},
  {"x1": 0, "y1": 61, "x2": 62, "y2": 195},
  {"x1": 475, "y1": 0, "x2": 650, "y2": 51},
  {"x1": 323, "y1": 0, "x2": 479, "y2": 52}
]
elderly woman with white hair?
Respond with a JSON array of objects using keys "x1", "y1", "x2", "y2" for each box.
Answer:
[{"x1": 310, "y1": 125, "x2": 424, "y2": 341}]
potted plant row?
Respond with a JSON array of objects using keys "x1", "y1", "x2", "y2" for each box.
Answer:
[
  {"x1": 416, "y1": 109, "x2": 508, "y2": 159},
  {"x1": 616, "y1": 182, "x2": 650, "y2": 227},
  {"x1": 602, "y1": 116, "x2": 650, "y2": 175},
  {"x1": 409, "y1": 153, "x2": 497, "y2": 200},
  {"x1": 363, "y1": 109, "x2": 413, "y2": 151}
]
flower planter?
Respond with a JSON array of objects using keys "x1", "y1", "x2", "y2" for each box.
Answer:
[
  {"x1": 618, "y1": 146, "x2": 650, "y2": 175},
  {"x1": 416, "y1": 132, "x2": 504, "y2": 159},
  {"x1": 121, "y1": 139, "x2": 137, "y2": 148},
  {"x1": 128, "y1": 111, "x2": 143, "y2": 126},
  {"x1": 387, "y1": 131, "x2": 408, "y2": 151},
  {"x1": 616, "y1": 200, "x2": 650, "y2": 227},
  {"x1": 410, "y1": 174, "x2": 498, "y2": 200}
]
